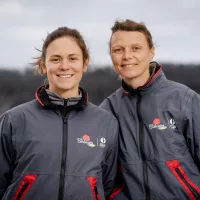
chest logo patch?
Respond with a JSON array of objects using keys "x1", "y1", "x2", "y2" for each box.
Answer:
[
  {"x1": 99, "y1": 137, "x2": 106, "y2": 148},
  {"x1": 77, "y1": 135, "x2": 107, "y2": 148},
  {"x1": 77, "y1": 134, "x2": 96, "y2": 147},
  {"x1": 168, "y1": 118, "x2": 177, "y2": 130},
  {"x1": 149, "y1": 118, "x2": 167, "y2": 130}
]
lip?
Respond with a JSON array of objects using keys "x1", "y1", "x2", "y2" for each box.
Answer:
[
  {"x1": 57, "y1": 74, "x2": 73, "y2": 75},
  {"x1": 121, "y1": 64, "x2": 138, "y2": 67},
  {"x1": 56, "y1": 74, "x2": 74, "y2": 78}
]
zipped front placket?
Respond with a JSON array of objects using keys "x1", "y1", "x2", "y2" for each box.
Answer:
[
  {"x1": 175, "y1": 168, "x2": 200, "y2": 200},
  {"x1": 136, "y1": 93, "x2": 150, "y2": 200},
  {"x1": 58, "y1": 100, "x2": 70, "y2": 200}
]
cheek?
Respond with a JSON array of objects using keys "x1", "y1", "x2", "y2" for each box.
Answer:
[
  {"x1": 46, "y1": 65, "x2": 59, "y2": 78},
  {"x1": 136, "y1": 54, "x2": 148, "y2": 65},
  {"x1": 46, "y1": 67, "x2": 54, "y2": 76},
  {"x1": 111, "y1": 54, "x2": 121, "y2": 65},
  {"x1": 73, "y1": 64, "x2": 85, "y2": 74},
  {"x1": 143, "y1": 51, "x2": 153, "y2": 61}
]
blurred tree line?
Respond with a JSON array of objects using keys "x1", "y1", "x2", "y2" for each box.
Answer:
[{"x1": 0, "y1": 63, "x2": 200, "y2": 114}]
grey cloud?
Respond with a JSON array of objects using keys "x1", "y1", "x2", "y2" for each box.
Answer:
[{"x1": 0, "y1": 0, "x2": 200, "y2": 69}]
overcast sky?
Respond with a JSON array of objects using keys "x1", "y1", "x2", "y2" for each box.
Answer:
[{"x1": 0, "y1": 0, "x2": 200, "y2": 70}]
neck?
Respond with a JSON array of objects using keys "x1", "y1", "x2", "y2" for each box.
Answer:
[
  {"x1": 49, "y1": 86, "x2": 79, "y2": 99},
  {"x1": 124, "y1": 68, "x2": 150, "y2": 89}
]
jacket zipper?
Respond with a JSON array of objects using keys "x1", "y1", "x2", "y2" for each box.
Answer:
[
  {"x1": 175, "y1": 168, "x2": 200, "y2": 200},
  {"x1": 137, "y1": 93, "x2": 150, "y2": 200},
  {"x1": 58, "y1": 100, "x2": 70, "y2": 200},
  {"x1": 16, "y1": 182, "x2": 29, "y2": 200}
]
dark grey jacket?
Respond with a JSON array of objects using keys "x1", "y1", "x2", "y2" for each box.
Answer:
[
  {"x1": 100, "y1": 62, "x2": 200, "y2": 200},
  {"x1": 0, "y1": 86, "x2": 119, "y2": 200}
]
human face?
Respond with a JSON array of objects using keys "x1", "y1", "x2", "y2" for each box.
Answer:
[
  {"x1": 110, "y1": 31, "x2": 155, "y2": 88},
  {"x1": 42, "y1": 37, "x2": 88, "y2": 98}
]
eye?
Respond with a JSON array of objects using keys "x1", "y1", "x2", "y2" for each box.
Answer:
[
  {"x1": 50, "y1": 57, "x2": 60, "y2": 63},
  {"x1": 113, "y1": 48, "x2": 123, "y2": 53},
  {"x1": 69, "y1": 57, "x2": 78, "y2": 62},
  {"x1": 132, "y1": 46, "x2": 140, "y2": 51}
]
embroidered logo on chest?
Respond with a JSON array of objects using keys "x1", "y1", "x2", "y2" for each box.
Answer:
[
  {"x1": 77, "y1": 134, "x2": 96, "y2": 147},
  {"x1": 77, "y1": 135, "x2": 107, "y2": 148},
  {"x1": 168, "y1": 118, "x2": 177, "y2": 130},
  {"x1": 149, "y1": 118, "x2": 167, "y2": 130}
]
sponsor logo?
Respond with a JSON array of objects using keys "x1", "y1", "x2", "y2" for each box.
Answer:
[
  {"x1": 77, "y1": 135, "x2": 107, "y2": 148},
  {"x1": 99, "y1": 137, "x2": 106, "y2": 148},
  {"x1": 77, "y1": 134, "x2": 96, "y2": 147},
  {"x1": 149, "y1": 118, "x2": 167, "y2": 130},
  {"x1": 100, "y1": 137, "x2": 106, "y2": 143},
  {"x1": 168, "y1": 118, "x2": 177, "y2": 130}
]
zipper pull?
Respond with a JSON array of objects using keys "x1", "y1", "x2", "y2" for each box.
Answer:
[{"x1": 63, "y1": 117, "x2": 67, "y2": 124}]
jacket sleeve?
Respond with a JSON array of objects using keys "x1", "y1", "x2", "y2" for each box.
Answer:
[
  {"x1": 102, "y1": 117, "x2": 119, "y2": 199},
  {"x1": 0, "y1": 112, "x2": 15, "y2": 199},
  {"x1": 99, "y1": 98, "x2": 118, "y2": 119},
  {"x1": 185, "y1": 91, "x2": 200, "y2": 167},
  {"x1": 99, "y1": 98, "x2": 112, "y2": 112}
]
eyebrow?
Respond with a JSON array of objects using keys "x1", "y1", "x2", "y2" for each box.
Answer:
[
  {"x1": 50, "y1": 55, "x2": 61, "y2": 57},
  {"x1": 112, "y1": 45, "x2": 123, "y2": 49},
  {"x1": 131, "y1": 43, "x2": 142, "y2": 46},
  {"x1": 50, "y1": 54, "x2": 80, "y2": 57},
  {"x1": 112, "y1": 45, "x2": 142, "y2": 50},
  {"x1": 68, "y1": 54, "x2": 80, "y2": 57},
  {"x1": 112, "y1": 43, "x2": 142, "y2": 47}
]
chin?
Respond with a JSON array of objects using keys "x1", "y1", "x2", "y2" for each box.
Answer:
[
  {"x1": 122, "y1": 73, "x2": 139, "y2": 80},
  {"x1": 55, "y1": 85, "x2": 74, "y2": 92},
  {"x1": 61, "y1": 86, "x2": 75, "y2": 91}
]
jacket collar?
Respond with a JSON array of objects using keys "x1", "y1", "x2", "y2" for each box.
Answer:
[
  {"x1": 122, "y1": 62, "x2": 166, "y2": 96},
  {"x1": 35, "y1": 85, "x2": 88, "y2": 110}
]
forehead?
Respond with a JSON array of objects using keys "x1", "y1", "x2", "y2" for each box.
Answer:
[
  {"x1": 111, "y1": 31, "x2": 148, "y2": 47},
  {"x1": 46, "y1": 36, "x2": 82, "y2": 56}
]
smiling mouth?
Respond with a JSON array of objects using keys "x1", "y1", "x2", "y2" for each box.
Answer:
[
  {"x1": 121, "y1": 64, "x2": 138, "y2": 67},
  {"x1": 57, "y1": 74, "x2": 73, "y2": 78}
]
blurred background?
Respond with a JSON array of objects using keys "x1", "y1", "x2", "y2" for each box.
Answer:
[{"x1": 0, "y1": 0, "x2": 200, "y2": 114}]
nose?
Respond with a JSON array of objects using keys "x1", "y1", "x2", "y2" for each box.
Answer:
[
  {"x1": 123, "y1": 48, "x2": 133, "y2": 60},
  {"x1": 60, "y1": 59, "x2": 71, "y2": 70}
]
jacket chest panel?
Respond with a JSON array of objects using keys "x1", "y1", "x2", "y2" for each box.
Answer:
[
  {"x1": 117, "y1": 101, "x2": 141, "y2": 163},
  {"x1": 138, "y1": 100, "x2": 190, "y2": 161},
  {"x1": 15, "y1": 124, "x2": 63, "y2": 173},
  {"x1": 66, "y1": 122, "x2": 108, "y2": 174},
  {"x1": 118, "y1": 96, "x2": 190, "y2": 163}
]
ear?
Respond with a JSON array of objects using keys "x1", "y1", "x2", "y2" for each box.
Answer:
[
  {"x1": 40, "y1": 59, "x2": 47, "y2": 74},
  {"x1": 83, "y1": 59, "x2": 89, "y2": 73},
  {"x1": 150, "y1": 46, "x2": 155, "y2": 61}
]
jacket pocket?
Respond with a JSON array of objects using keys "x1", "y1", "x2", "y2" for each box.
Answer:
[
  {"x1": 87, "y1": 177, "x2": 101, "y2": 200},
  {"x1": 166, "y1": 160, "x2": 200, "y2": 200},
  {"x1": 108, "y1": 165, "x2": 124, "y2": 200},
  {"x1": 108, "y1": 185, "x2": 124, "y2": 200},
  {"x1": 14, "y1": 174, "x2": 37, "y2": 200}
]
